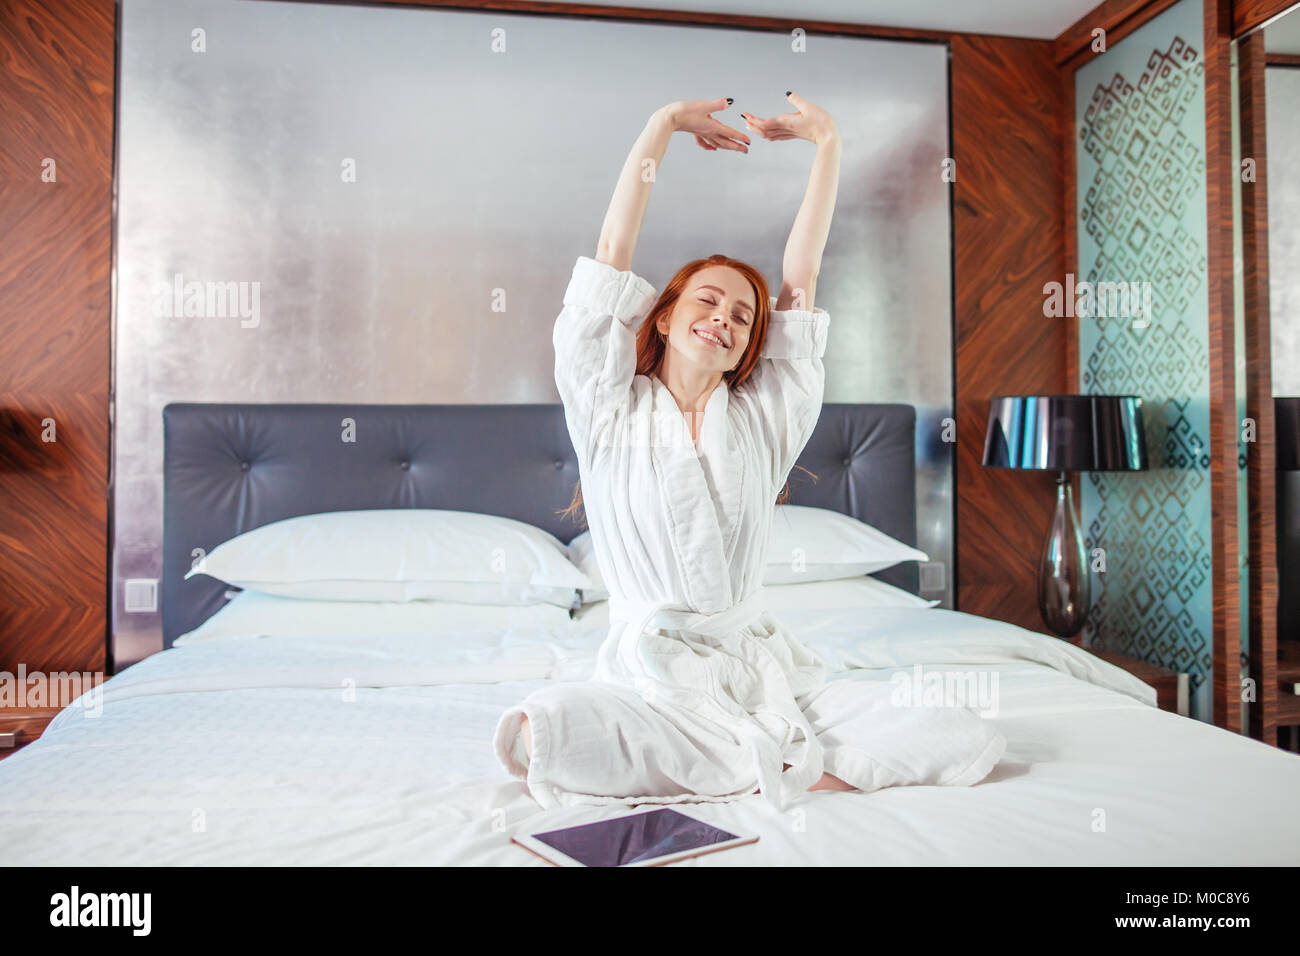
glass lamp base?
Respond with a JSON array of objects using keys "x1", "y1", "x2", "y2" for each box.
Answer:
[{"x1": 1038, "y1": 471, "x2": 1091, "y2": 638}]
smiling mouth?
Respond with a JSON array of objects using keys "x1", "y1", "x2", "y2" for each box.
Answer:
[{"x1": 693, "y1": 328, "x2": 729, "y2": 349}]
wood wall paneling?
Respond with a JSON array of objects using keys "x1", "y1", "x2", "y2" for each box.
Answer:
[
  {"x1": 1204, "y1": 0, "x2": 1244, "y2": 731},
  {"x1": 1234, "y1": 0, "x2": 1300, "y2": 36},
  {"x1": 951, "y1": 35, "x2": 1068, "y2": 630},
  {"x1": 0, "y1": 0, "x2": 115, "y2": 677},
  {"x1": 1055, "y1": 0, "x2": 1184, "y2": 64},
  {"x1": 1062, "y1": 30, "x2": 1082, "y2": 578}
]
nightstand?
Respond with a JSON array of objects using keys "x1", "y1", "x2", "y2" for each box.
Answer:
[
  {"x1": 1064, "y1": 637, "x2": 1185, "y2": 715},
  {"x1": 0, "y1": 707, "x2": 62, "y2": 760}
]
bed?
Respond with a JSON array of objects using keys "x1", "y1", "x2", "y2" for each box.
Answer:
[{"x1": 1, "y1": 401, "x2": 1298, "y2": 866}]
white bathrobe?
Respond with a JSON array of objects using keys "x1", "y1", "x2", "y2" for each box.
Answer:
[{"x1": 494, "y1": 255, "x2": 1006, "y2": 812}]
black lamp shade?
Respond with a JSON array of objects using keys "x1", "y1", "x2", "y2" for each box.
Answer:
[{"x1": 982, "y1": 395, "x2": 1148, "y2": 472}]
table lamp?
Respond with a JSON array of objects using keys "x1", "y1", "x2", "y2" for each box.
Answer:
[{"x1": 982, "y1": 394, "x2": 1148, "y2": 638}]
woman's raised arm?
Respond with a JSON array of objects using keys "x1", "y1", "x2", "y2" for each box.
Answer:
[
  {"x1": 596, "y1": 98, "x2": 750, "y2": 272},
  {"x1": 741, "y1": 92, "x2": 841, "y2": 311}
]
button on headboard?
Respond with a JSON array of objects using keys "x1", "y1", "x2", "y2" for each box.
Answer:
[{"x1": 162, "y1": 402, "x2": 918, "y2": 646}]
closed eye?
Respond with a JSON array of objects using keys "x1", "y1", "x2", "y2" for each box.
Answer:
[{"x1": 699, "y1": 295, "x2": 750, "y2": 325}]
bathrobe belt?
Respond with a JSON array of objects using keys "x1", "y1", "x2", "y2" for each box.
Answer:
[
  {"x1": 605, "y1": 587, "x2": 825, "y2": 812},
  {"x1": 607, "y1": 587, "x2": 770, "y2": 645}
]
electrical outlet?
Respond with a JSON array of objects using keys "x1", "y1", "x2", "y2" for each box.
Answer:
[
  {"x1": 919, "y1": 561, "x2": 946, "y2": 592},
  {"x1": 123, "y1": 578, "x2": 158, "y2": 613}
]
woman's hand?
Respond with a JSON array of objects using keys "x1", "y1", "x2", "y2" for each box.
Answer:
[
  {"x1": 741, "y1": 92, "x2": 839, "y2": 146},
  {"x1": 666, "y1": 97, "x2": 751, "y2": 153}
]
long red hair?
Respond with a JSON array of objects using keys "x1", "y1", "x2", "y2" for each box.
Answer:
[{"x1": 558, "y1": 254, "x2": 814, "y2": 531}]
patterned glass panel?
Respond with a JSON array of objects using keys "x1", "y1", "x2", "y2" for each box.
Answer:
[{"x1": 1075, "y1": 0, "x2": 1212, "y2": 719}]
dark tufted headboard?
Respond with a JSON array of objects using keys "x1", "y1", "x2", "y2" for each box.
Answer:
[{"x1": 162, "y1": 402, "x2": 919, "y2": 646}]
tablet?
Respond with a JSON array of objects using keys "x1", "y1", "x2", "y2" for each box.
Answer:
[{"x1": 512, "y1": 805, "x2": 759, "y2": 867}]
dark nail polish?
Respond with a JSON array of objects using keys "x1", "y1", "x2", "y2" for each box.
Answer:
[
  {"x1": 786, "y1": 90, "x2": 792, "y2": 96},
  {"x1": 726, "y1": 97, "x2": 734, "y2": 105}
]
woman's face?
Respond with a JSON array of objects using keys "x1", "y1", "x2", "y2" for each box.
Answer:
[{"x1": 656, "y1": 265, "x2": 755, "y2": 375}]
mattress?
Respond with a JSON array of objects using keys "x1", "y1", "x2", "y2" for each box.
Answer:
[{"x1": 2, "y1": 590, "x2": 1298, "y2": 866}]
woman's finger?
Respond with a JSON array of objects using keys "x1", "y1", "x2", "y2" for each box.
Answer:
[
  {"x1": 755, "y1": 110, "x2": 803, "y2": 141},
  {"x1": 703, "y1": 123, "x2": 748, "y2": 151},
  {"x1": 713, "y1": 120, "x2": 750, "y2": 146},
  {"x1": 694, "y1": 134, "x2": 717, "y2": 151},
  {"x1": 704, "y1": 128, "x2": 748, "y2": 152},
  {"x1": 742, "y1": 112, "x2": 785, "y2": 141}
]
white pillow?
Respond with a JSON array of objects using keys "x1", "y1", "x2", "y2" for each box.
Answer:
[
  {"x1": 761, "y1": 576, "x2": 939, "y2": 610},
  {"x1": 566, "y1": 506, "x2": 929, "y2": 600},
  {"x1": 185, "y1": 509, "x2": 590, "y2": 608},
  {"x1": 174, "y1": 589, "x2": 575, "y2": 645},
  {"x1": 571, "y1": 575, "x2": 936, "y2": 630},
  {"x1": 765, "y1": 505, "x2": 928, "y2": 584}
]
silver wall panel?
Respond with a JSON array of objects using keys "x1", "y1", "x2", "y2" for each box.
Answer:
[
  {"x1": 1266, "y1": 67, "x2": 1300, "y2": 396},
  {"x1": 113, "y1": 0, "x2": 954, "y2": 667}
]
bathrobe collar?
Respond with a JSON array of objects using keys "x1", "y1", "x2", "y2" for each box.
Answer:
[{"x1": 649, "y1": 375, "x2": 738, "y2": 613}]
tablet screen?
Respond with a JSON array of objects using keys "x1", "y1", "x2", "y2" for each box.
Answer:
[{"x1": 530, "y1": 808, "x2": 741, "y2": 867}]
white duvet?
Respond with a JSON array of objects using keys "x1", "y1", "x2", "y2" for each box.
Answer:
[{"x1": 3, "y1": 604, "x2": 1299, "y2": 865}]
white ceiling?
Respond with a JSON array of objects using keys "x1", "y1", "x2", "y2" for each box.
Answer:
[{"x1": 548, "y1": 0, "x2": 1104, "y2": 40}]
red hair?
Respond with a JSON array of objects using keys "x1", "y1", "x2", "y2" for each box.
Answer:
[{"x1": 559, "y1": 254, "x2": 814, "y2": 531}]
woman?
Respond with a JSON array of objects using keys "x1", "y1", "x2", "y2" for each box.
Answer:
[{"x1": 494, "y1": 94, "x2": 1006, "y2": 812}]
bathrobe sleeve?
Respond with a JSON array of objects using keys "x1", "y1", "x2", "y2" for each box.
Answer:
[
  {"x1": 736, "y1": 300, "x2": 830, "y2": 492},
  {"x1": 553, "y1": 255, "x2": 659, "y2": 464}
]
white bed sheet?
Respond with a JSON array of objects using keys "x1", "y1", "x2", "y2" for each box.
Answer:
[{"x1": 2, "y1": 601, "x2": 1299, "y2": 865}]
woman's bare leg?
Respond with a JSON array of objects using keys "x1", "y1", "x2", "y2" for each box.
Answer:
[
  {"x1": 809, "y1": 771, "x2": 856, "y2": 792},
  {"x1": 518, "y1": 714, "x2": 848, "y2": 786},
  {"x1": 794, "y1": 761, "x2": 855, "y2": 792},
  {"x1": 754, "y1": 762, "x2": 856, "y2": 794},
  {"x1": 523, "y1": 720, "x2": 852, "y2": 793}
]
